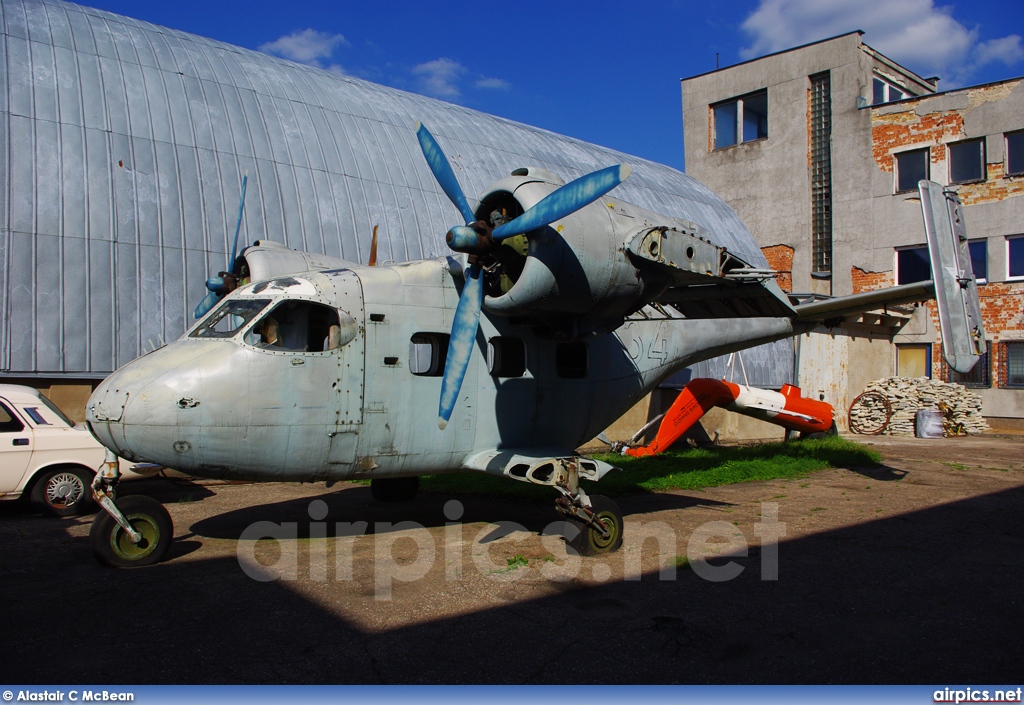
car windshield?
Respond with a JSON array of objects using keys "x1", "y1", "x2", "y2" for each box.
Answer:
[{"x1": 190, "y1": 298, "x2": 272, "y2": 339}]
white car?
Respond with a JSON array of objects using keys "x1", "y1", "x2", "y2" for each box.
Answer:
[{"x1": 0, "y1": 384, "x2": 158, "y2": 516}]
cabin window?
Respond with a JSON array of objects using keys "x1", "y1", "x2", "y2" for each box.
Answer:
[
  {"x1": 0, "y1": 402, "x2": 24, "y2": 433},
  {"x1": 191, "y1": 298, "x2": 271, "y2": 338},
  {"x1": 556, "y1": 342, "x2": 588, "y2": 379},
  {"x1": 409, "y1": 333, "x2": 449, "y2": 376},
  {"x1": 711, "y1": 89, "x2": 767, "y2": 149},
  {"x1": 895, "y1": 148, "x2": 929, "y2": 193},
  {"x1": 487, "y1": 337, "x2": 527, "y2": 378},
  {"x1": 949, "y1": 139, "x2": 986, "y2": 184},
  {"x1": 246, "y1": 301, "x2": 347, "y2": 352}
]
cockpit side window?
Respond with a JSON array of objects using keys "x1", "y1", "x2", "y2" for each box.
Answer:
[
  {"x1": 190, "y1": 298, "x2": 272, "y2": 339},
  {"x1": 246, "y1": 301, "x2": 355, "y2": 352}
]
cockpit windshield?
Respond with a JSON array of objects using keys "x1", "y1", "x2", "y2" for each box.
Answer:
[{"x1": 190, "y1": 298, "x2": 271, "y2": 339}]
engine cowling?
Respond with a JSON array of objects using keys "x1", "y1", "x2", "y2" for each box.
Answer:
[{"x1": 475, "y1": 168, "x2": 675, "y2": 339}]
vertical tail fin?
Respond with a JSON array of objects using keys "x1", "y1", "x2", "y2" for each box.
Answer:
[{"x1": 919, "y1": 181, "x2": 986, "y2": 374}]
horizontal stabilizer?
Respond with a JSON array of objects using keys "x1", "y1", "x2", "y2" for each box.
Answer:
[{"x1": 793, "y1": 281, "x2": 935, "y2": 321}]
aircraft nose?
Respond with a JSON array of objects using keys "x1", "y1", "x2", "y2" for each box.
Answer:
[{"x1": 86, "y1": 343, "x2": 211, "y2": 464}]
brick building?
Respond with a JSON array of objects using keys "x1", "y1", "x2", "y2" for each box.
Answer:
[{"x1": 682, "y1": 32, "x2": 1024, "y2": 431}]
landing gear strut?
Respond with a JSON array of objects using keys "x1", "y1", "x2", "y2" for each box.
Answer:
[
  {"x1": 551, "y1": 459, "x2": 624, "y2": 556},
  {"x1": 89, "y1": 450, "x2": 173, "y2": 567}
]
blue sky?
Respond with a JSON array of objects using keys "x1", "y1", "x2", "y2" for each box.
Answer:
[{"x1": 80, "y1": 0, "x2": 1024, "y2": 172}]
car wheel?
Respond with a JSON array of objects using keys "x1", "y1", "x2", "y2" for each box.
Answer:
[
  {"x1": 30, "y1": 466, "x2": 94, "y2": 517},
  {"x1": 90, "y1": 495, "x2": 173, "y2": 568}
]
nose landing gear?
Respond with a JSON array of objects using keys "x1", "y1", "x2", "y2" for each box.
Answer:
[{"x1": 89, "y1": 450, "x2": 173, "y2": 568}]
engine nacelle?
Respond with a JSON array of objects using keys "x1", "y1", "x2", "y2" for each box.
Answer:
[{"x1": 475, "y1": 168, "x2": 682, "y2": 339}]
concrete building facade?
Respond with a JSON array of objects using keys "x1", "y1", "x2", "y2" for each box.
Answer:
[{"x1": 682, "y1": 32, "x2": 1024, "y2": 430}]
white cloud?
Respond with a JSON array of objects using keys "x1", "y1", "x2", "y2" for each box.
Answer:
[
  {"x1": 476, "y1": 77, "x2": 511, "y2": 90},
  {"x1": 740, "y1": 0, "x2": 1023, "y2": 86},
  {"x1": 259, "y1": 29, "x2": 348, "y2": 67},
  {"x1": 412, "y1": 58, "x2": 466, "y2": 99},
  {"x1": 974, "y1": 35, "x2": 1024, "y2": 67}
]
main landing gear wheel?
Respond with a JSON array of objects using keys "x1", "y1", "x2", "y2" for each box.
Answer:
[
  {"x1": 90, "y1": 495, "x2": 173, "y2": 568},
  {"x1": 567, "y1": 495, "x2": 624, "y2": 556},
  {"x1": 371, "y1": 476, "x2": 419, "y2": 502},
  {"x1": 31, "y1": 467, "x2": 94, "y2": 517}
]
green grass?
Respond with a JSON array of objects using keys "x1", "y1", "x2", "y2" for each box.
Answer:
[{"x1": 415, "y1": 436, "x2": 880, "y2": 502}]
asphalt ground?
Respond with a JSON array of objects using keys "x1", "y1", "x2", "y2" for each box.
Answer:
[{"x1": 1, "y1": 434, "x2": 1022, "y2": 684}]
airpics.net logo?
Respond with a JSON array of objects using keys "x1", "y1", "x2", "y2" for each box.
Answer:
[
  {"x1": 234, "y1": 498, "x2": 787, "y2": 599},
  {"x1": 934, "y1": 688, "x2": 1023, "y2": 703}
]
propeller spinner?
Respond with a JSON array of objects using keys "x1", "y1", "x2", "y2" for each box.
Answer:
[{"x1": 414, "y1": 123, "x2": 630, "y2": 429}]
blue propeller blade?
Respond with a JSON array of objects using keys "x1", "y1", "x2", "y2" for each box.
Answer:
[
  {"x1": 438, "y1": 263, "x2": 484, "y2": 430},
  {"x1": 228, "y1": 173, "x2": 248, "y2": 268},
  {"x1": 416, "y1": 123, "x2": 476, "y2": 225},
  {"x1": 193, "y1": 290, "x2": 220, "y2": 320},
  {"x1": 492, "y1": 164, "x2": 631, "y2": 240}
]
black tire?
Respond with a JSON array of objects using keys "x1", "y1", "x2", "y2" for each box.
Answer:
[
  {"x1": 90, "y1": 495, "x2": 173, "y2": 568},
  {"x1": 30, "y1": 466, "x2": 94, "y2": 517},
  {"x1": 370, "y1": 476, "x2": 419, "y2": 502},
  {"x1": 566, "y1": 495, "x2": 624, "y2": 556},
  {"x1": 800, "y1": 421, "x2": 838, "y2": 440}
]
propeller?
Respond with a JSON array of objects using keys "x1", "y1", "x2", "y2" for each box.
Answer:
[
  {"x1": 194, "y1": 173, "x2": 248, "y2": 319},
  {"x1": 414, "y1": 123, "x2": 630, "y2": 429}
]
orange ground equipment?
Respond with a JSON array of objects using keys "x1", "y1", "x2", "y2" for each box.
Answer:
[{"x1": 624, "y1": 379, "x2": 835, "y2": 458}]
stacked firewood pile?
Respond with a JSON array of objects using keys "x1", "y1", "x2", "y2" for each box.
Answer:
[{"x1": 849, "y1": 377, "x2": 989, "y2": 436}]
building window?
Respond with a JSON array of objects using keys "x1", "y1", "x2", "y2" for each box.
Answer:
[
  {"x1": 872, "y1": 76, "x2": 908, "y2": 105},
  {"x1": 897, "y1": 344, "x2": 931, "y2": 378},
  {"x1": 947, "y1": 342, "x2": 991, "y2": 388},
  {"x1": 409, "y1": 333, "x2": 449, "y2": 376},
  {"x1": 1006, "y1": 131, "x2": 1024, "y2": 176},
  {"x1": 487, "y1": 337, "x2": 526, "y2": 378},
  {"x1": 895, "y1": 148, "x2": 929, "y2": 193},
  {"x1": 1003, "y1": 342, "x2": 1024, "y2": 388},
  {"x1": 1008, "y1": 236, "x2": 1024, "y2": 280},
  {"x1": 949, "y1": 139, "x2": 986, "y2": 184},
  {"x1": 810, "y1": 72, "x2": 833, "y2": 274},
  {"x1": 968, "y1": 239, "x2": 988, "y2": 283},
  {"x1": 712, "y1": 89, "x2": 768, "y2": 149},
  {"x1": 896, "y1": 245, "x2": 930, "y2": 285}
]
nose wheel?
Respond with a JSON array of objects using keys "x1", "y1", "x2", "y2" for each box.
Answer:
[
  {"x1": 89, "y1": 450, "x2": 173, "y2": 567},
  {"x1": 90, "y1": 495, "x2": 173, "y2": 567}
]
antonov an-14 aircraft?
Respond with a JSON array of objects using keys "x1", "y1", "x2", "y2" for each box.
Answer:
[{"x1": 84, "y1": 124, "x2": 984, "y2": 567}]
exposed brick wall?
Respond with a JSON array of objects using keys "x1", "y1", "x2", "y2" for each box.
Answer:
[
  {"x1": 959, "y1": 162, "x2": 1024, "y2": 206},
  {"x1": 851, "y1": 266, "x2": 892, "y2": 293},
  {"x1": 762, "y1": 244, "x2": 794, "y2": 292},
  {"x1": 870, "y1": 80, "x2": 1024, "y2": 208},
  {"x1": 871, "y1": 110, "x2": 964, "y2": 173},
  {"x1": 921, "y1": 282, "x2": 1024, "y2": 388}
]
